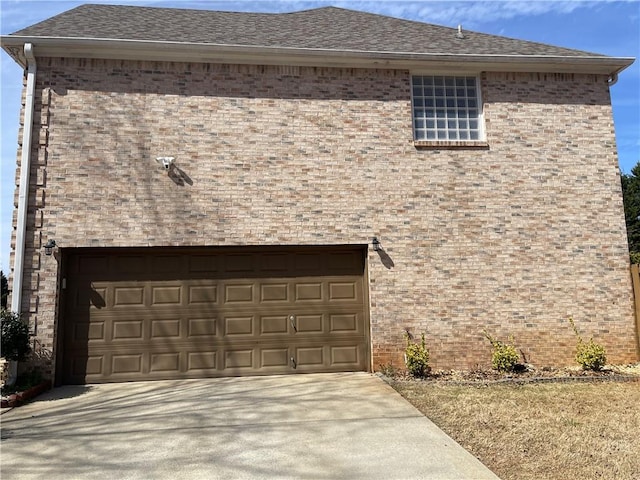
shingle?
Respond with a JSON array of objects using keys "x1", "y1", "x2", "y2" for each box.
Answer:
[{"x1": 10, "y1": 4, "x2": 603, "y2": 58}]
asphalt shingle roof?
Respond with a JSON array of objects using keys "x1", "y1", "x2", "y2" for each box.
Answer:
[{"x1": 11, "y1": 4, "x2": 603, "y2": 58}]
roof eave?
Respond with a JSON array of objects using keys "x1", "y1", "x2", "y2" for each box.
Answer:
[{"x1": 1, "y1": 36, "x2": 634, "y2": 76}]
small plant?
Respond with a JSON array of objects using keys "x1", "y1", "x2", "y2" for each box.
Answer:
[
  {"x1": 483, "y1": 330, "x2": 520, "y2": 372},
  {"x1": 378, "y1": 362, "x2": 399, "y2": 378},
  {"x1": 1, "y1": 310, "x2": 31, "y2": 362},
  {"x1": 404, "y1": 332, "x2": 430, "y2": 378},
  {"x1": 568, "y1": 317, "x2": 606, "y2": 371}
]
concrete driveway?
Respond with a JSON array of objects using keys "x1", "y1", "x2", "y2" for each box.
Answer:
[{"x1": 1, "y1": 372, "x2": 499, "y2": 479}]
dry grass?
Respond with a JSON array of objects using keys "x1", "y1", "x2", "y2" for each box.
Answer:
[{"x1": 389, "y1": 378, "x2": 640, "y2": 480}]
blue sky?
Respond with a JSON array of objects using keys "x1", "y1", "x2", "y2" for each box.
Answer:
[{"x1": 1, "y1": 0, "x2": 639, "y2": 273}]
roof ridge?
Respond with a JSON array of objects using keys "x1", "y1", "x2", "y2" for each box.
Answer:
[{"x1": 65, "y1": 3, "x2": 334, "y2": 17}]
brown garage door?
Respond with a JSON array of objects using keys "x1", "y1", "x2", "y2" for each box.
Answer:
[{"x1": 61, "y1": 246, "x2": 369, "y2": 384}]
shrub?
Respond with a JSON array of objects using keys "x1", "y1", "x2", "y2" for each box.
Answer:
[
  {"x1": 568, "y1": 317, "x2": 607, "y2": 371},
  {"x1": 1, "y1": 310, "x2": 31, "y2": 361},
  {"x1": 483, "y1": 331, "x2": 520, "y2": 372},
  {"x1": 630, "y1": 251, "x2": 640, "y2": 265},
  {"x1": 404, "y1": 332, "x2": 430, "y2": 378}
]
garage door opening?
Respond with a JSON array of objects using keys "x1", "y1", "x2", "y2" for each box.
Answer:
[{"x1": 59, "y1": 246, "x2": 370, "y2": 384}]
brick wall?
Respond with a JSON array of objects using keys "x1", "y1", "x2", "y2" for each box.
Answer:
[{"x1": 11, "y1": 58, "x2": 638, "y2": 376}]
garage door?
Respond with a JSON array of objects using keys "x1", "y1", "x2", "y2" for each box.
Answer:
[{"x1": 61, "y1": 246, "x2": 369, "y2": 384}]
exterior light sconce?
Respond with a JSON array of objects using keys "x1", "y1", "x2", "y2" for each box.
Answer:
[
  {"x1": 156, "y1": 156, "x2": 175, "y2": 171},
  {"x1": 371, "y1": 237, "x2": 381, "y2": 251},
  {"x1": 44, "y1": 239, "x2": 57, "y2": 256}
]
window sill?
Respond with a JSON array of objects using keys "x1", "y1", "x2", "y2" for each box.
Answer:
[{"x1": 413, "y1": 140, "x2": 489, "y2": 150}]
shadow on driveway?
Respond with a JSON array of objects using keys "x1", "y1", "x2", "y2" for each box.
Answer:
[{"x1": 0, "y1": 373, "x2": 499, "y2": 479}]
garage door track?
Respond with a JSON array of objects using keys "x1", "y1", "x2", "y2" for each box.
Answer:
[{"x1": 1, "y1": 373, "x2": 499, "y2": 479}]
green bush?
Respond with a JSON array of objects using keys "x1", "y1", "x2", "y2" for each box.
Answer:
[
  {"x1": 404, "y1": 332, "x2": 430, "y2": 378},
  {"x1": 630, "y1": 251, "x2": 640, "y2": 265},
  {"x1": 1, "y1": 310, "x2": 31, "y2": 361},
  {"x1": 568, "y1": 317, "x2": 607, "y2": 371},
  {"x1": 483, "y1": 331, "x2": 520, "y2": 372},
  {"x1": 575, "y1": 340, "x2": 607, "y2": 371}
]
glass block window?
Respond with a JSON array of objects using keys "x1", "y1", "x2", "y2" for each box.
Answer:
[{"x1": 412, "y1": 75, "x2": 482, "y2": 141}]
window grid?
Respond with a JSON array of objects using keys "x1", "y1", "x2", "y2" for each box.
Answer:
[{"x1": 412, "y1": 75, "x2": 480, "y2": 141}]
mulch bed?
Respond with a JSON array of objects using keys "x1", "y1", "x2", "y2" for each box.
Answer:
[
  {"x1": 1, "y1": 380, "x2": 52, "y2": 410},
  {"x1": 384, "y1": 364, "x2": 640, "y2": 385}
]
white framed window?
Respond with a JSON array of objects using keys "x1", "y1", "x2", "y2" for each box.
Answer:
[{"x1": 411, "y1": 75, "x2": 483, "y2": 142}]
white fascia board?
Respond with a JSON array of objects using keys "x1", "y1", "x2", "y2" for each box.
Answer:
[{"x1": 1, "y1": 36, "x2": 635, "y2": 76}]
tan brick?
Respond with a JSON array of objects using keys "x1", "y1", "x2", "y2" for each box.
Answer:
[{"x1": 8, "y1": 59, "x2": 637, "y2": 376}]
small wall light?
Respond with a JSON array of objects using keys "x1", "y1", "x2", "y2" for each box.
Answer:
[
  {"x1": 44, "y1": 239, "x2": 57, "y2": 256},
  {"x1": 371, "y1": 237, "x2": 381, "y2": 251},
  {"x1": 156, "y1": 156, "x2": 175, "y2": 171}
]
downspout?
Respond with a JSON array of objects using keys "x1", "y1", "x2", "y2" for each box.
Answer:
[{"x1": 11, "y1": 43, "x2": 36, "y2": 313}]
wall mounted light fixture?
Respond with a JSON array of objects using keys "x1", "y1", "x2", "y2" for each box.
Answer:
[
  {"x1": 44, "y1": 239, "x2": 57, "y2": 256},
  {"x1": 371, "y1": 237, "x2": 381, "y2": 251},
  {"x1": 156, "y1": 156, "x2": 175, "y2": 171}
]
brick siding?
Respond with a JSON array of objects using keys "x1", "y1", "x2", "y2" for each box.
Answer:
[{"x1": 10, "y1": 58, "x2": 638, "y2": 377}]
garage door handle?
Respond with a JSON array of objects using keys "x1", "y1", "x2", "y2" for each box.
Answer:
[
  {"x1": 290, "y1": 356, "x2": 297, "y2": 369},
  {"x1": 289, "y1": 315, "x2": 297, "y2": 332}
]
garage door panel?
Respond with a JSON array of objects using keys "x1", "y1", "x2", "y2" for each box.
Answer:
[
  {"x1": 188, "y1": 284, "x2": 219, "y2": 304},
  {"x1": 70, "y1": 284, "x2": 108, "y2": 309},
  {"x1": 71, "y1": 322, "x2": 106, "y2": 342},
  {"x1": 89, "y1": 287, "x2": 108, "y2": 309},
  {"x1": 188, "y1": 254, "x2": 220, "y2": 273},
  {"x1": 152, "y1": 255, "x2": 183, "y2": 274},
  {"x1": 224, "y1": 253, "x2": 256, "y2": 273},
  {"x1": 187, "y1": 317, "x2": 218, "y2": 337},
  {"x1": 188, "y1": 351, "x2": 218, "y2": 371},
  {"x1": 295, "y1": 314, "x2": 323, "y2": 333},
  {"x1": 224, "y1": 316, "x2": 254, "y2": 336},
  {"x1": 151, "y1": 286, "x2": 181, "y2": 305},
  {"x1": 84, "y1": 356, "x2": 104, "y2": 376},
  {"x1": 151, "y1": 319, "x2": 181, "y2": 339},
  {"x1": 295, "y1": 283, "x2": 323, "y2": 301},
  {"x1": 260, "y1": 315, "x2": 289, "y2": 335},
  {"x1": 114, "y1": 255, "x2": 146, "y2": 274},
  {"x1": 294, "y1": 312, "x2": 365, "y2": 335},
  {"x1": 224, "y1": 349, "x2": 253, "y2": 369},
  {"x1": 296, "y1": 346, "x2": 324, "y2": 367},
  {"x1": 260, "y1": 348, "x2": 290, "y2": 368},
  {"x1": 65, "y1": 354, "x2": 103, "y2": 377},
  {"x1": 62, "y1": 246, "x2": 369, "y2": 383},
  {"x1": 293, "y1": 253, "x2": 322, "y2": 274},
  {"x1": 327, "y1": 251, "x2": 363, "y2": 273},
  {"x1": 113, "y1": 286, "x2": 145, "y2": 307},
  {"x1": 112, "y1": 354, "x2": 143, "y2": 374},
  {"x1": 77, "y1": 255, "x2": 109, "y2": 275},
  {"x1": 330, "y1": 314, "x2": 359, "y2": 333},
  {"x1": 293, "y1": 343, "x2": 365, "y2": 371},
  {"x1": 329, "y1": 282, "x2": 358, "y2": 300},
  {"x1": 260, "y1": 253, "x2": 291, "y2": 274},
  {"x1": 224, "y1": 284, "x2": 254, "y2": 304},
  {"x1": 112, "y1": 320, "x2": 144, "y2": 340},
  {"x1": 150, "y1": 353, "x2": 181, "y2": 372},
  {"x1": 260, "y1": 283, "x2": 289, "y2": 302},
  {"x1": 330, "y1": 345, "x2": 360, "y2": 365}
]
